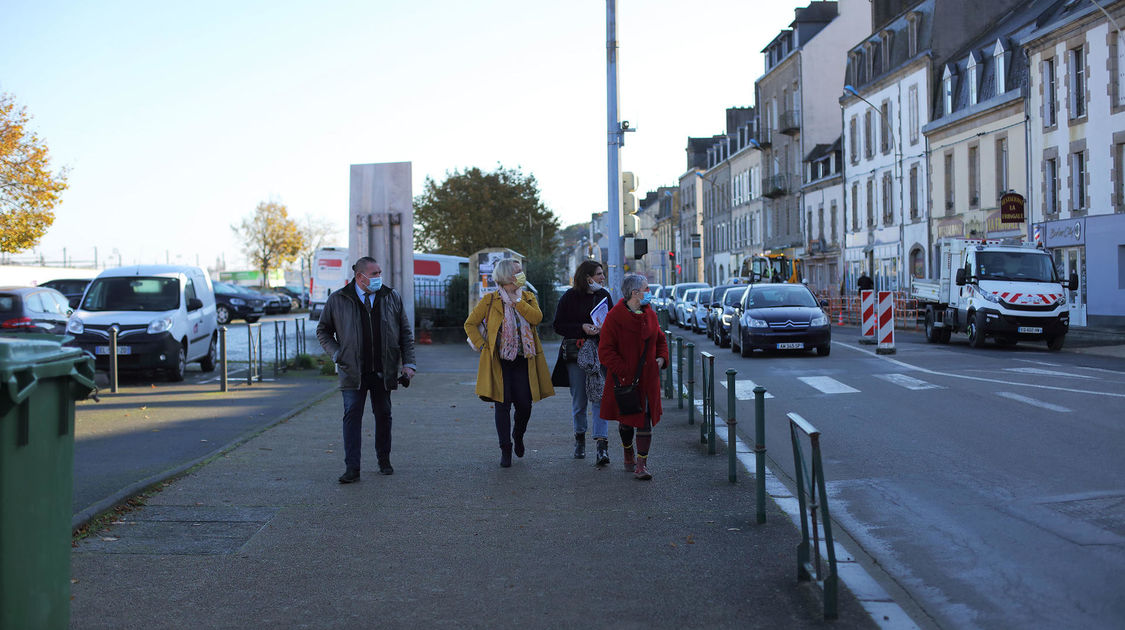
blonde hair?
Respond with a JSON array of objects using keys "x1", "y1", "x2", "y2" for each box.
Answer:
[{"x1": 492, "y1": 258, "x2": 522, "y2": 285}]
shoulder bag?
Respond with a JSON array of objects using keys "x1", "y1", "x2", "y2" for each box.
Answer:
[{"x1": 612, "y1": 338, "x2": 649, "y2": 416}]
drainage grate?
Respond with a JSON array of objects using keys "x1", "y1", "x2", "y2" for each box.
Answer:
[{"x1": 77, "y1": 505, "x2": 279, "y2": 555}]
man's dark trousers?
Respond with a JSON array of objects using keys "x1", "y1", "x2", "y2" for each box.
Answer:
[{"x1": 341, "y1": 372, "x2": 392, "y2": 471}]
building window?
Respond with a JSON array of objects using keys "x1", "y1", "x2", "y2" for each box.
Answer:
[
  {"x1": 881, "y1": 172, "x2": 893, "y2": 225},
  {"x1": 1045, "y1": 157, "x2": 1059, "y2": 215},
  {"x1": 996, "y1": 137, "x2": 1009, "y2": 195},
  {"x1": 1116, "y1": 142, "x2": 1125, "y2": 212},
  {"x1": 880, "y1": 101, "x2": 892, "y2": 154},
  {"x1": 907, "y1": 13, "x2": 920, "y2": 57},
  {"x1": 943, "y1": 66, "x2": 955, "y2": 115},
  {"x1": 866, "y1": 179, "x2": 874, "y2": 227},
  {"x1": 944, "y1": 152, "x2": 955, "y2": 215},
  {"x1": 1045, "y1": 57, "x2": 1057, "y2": 127},
  {"x1": 818, "y1": 205, "x2": 825, "y2": 241},
  {"x1": 1070, "y1": 150, "x2": 1087, "y2": 211},
  {"x1": 967, "y1": 53, "x2": 978, "y2": 106},
  {"x1": 830, "y1": 201, "x2": 838, "y2": 242},
  {"x1": 1069, "y1": 45, "x2": 1086, "y2": 119},
  {"x1": 1116, "y1": 33, "x2": 1125, "y2": 108},
  {"x1": 909, "y1": 164, "x2": 919, "y2": 220},
  {"x1": 851, "y1": 183, "x2": 859, "y2": 230},
  {"x1": 968, "y1": 144, "x2": 980, "y2": 208},
  {"x1": 994, "y1": 40, "x2": 1008, "y2": 95},
  {"x1": 864, "y1": 110, "x2": 874, "y2": 159},
  {"x1": 908, "y1": 84, "x2": 919, "y2": 145}
]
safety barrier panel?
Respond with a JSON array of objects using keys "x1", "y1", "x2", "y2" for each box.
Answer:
[
  {"x1": 816, "y1": 292, "x2": 920, "y2": 331},
  {"x1": 788, "y1": 412, "x2": 838, "y2": 620},
  {"x1": 877, "y1": 291, "x2": 897, "y2": 354},
  {"x1": 859, "y1": 290, "x2": 876, "y2": 344}
]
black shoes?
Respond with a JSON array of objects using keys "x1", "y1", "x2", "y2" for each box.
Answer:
[
  {"x1": 513, "y1": 433, "x2": 525, "y2": 458},
  {"x1": 574, "y1": 433, "x2": 586, "y2": 459},
  {"x1": 338, "y1": 469, "x2": 360, "y2": 484},
  {"x1": 500, "y1": 445, "x2": 513, "y2": 468},
  {"x1": 378, "y1": 460, "x2": 394, "y2": 475},
  {"x1": 595, "y1": 438, "x2": 610, "y2": 467}
]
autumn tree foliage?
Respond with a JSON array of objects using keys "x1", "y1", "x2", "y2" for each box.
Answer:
[
  {"x1": 0, "y1": 93, "x2": 69, "y2": 253},
  {"x1": 231, "y1": 201, "x2": 302, "y2": 287},
  {"x1": 413, "y1": 165, "x2": 560, "y2": 259},
  {"x1": 296, "y1": 214, "x2": 339, "y2": 284}
]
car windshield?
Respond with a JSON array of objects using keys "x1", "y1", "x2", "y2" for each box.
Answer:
[
  {"x1": 723, "y1": 287, "x2": 746, "y2": 306},
  {"x1": 746, "y1": 285, "x2": 817, "y2": 309},
  {"x1": 44, "y1": 280, "x2": 89, "y2": 294},
  {"x1": 976, "y1": 252, "x2": 1058, "y2": 282},
  {"x1": 82, "y1": 277, "x2": 180, "y2": 312}
]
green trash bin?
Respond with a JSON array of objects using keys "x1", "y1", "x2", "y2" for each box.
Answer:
[{"x1": 0, "y1": 336, "x2": 95, "y2": 630}]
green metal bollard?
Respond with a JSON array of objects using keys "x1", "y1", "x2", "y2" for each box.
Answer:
[
  {"x1": 663, "y1": 329, "x2": 673, "y2": 400},
  {"x1": 685, "y1": 343, "x2": 695, "y2": 426},
  {"x1": 708, "y1": 371, "x2": 717, "y2": 455},
  {"x1": 727, "y1": 369, "x2": 737, "y2": 482},
  {"x1": 699, "y1": 353, "x2": 713, "y2": 442},
  {"x1": 754, "y1": 385, "x2": 768, "y2": 524},
  {"x1": 676, "y1": 337, "x2": 684, "y2": 409}
]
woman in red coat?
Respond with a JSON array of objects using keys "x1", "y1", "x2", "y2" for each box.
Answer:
[{"x1": 598, "y1": 273, "x2": 669, "y2": 480}]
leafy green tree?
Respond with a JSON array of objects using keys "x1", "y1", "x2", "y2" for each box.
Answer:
[
  {"x1": 231, "y1": 201, "x2": 302, "y2": 287},
  {"x1": 0, "y1": 93, "x2": 69, "y2": 253}
]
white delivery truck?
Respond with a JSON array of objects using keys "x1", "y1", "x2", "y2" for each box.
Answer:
[
  {"x1": 309, "y1": 247, "x2": 349, "y2": 320},
  {"x1": 912, "y1": 238, "x2": 1078, "y2": 351}
]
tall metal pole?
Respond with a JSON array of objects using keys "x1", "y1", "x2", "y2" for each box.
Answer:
[{"x1": 605, "y1": 0, "x2": 622, "y2": 299}]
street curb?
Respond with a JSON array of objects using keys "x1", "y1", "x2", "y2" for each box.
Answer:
[{"x1": 71, "y1": 383, "x2": 337, "y2": 534}]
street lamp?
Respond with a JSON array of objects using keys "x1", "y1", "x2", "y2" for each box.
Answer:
[{"x1": 844, "y1": 84, "x2": 906, "y2": 292}]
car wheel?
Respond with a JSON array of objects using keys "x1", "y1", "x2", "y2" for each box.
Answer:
[
  {"x1": 167, "y1": 345, "x2": 186, "y2": 382},
  {"x1": 924, "y1": 308, "x2": 938, "y2": 344},
  {"x1": 246, "y1": 315, "x2": 260, "y2": 323},
  {"x1": 816, "y1": 343, "x2": 831, "y2": 357},
  {"x1": 200, "y1": 335, "x2": 217, "y2": 372},
  {"x1": 216, "y1": 305, "x2": 231, "y2": 325},
  {"x1": 740, "y1": 332, "x2": 752, "y2": 358},
  {"x1": 1046, "y1": 335, "x2": 1064, "y2": 352},
  {"x1": 967, "y1": 311, "x2": 987, "y2": 348}
]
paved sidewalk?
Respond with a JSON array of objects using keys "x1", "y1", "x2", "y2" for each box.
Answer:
[{"x1": 70, "y1": 343, "x2": 878, "y2": 629}]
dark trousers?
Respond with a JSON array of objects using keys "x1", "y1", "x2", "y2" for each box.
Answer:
[
  {"x1": 340, "y1": 372, "x2": 393, "y2": 471},
  {"x1": 495, "y1": 356, "x2": 532, "y2": 448}
]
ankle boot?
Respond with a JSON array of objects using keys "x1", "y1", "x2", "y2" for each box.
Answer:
[
  {"x1": 622, "y1": 443, "x2": 635, "y2": 471},
  {"x1": 500, "y1": 444, "x2": 512, "y2": 468},
  {"x1": 633, "y1": 454, "x2": 652, "y2": 480},
  {"x1": 595, "y1": 438, "x2": 610, "y2": 467},
  {"x1": 513, "y1": 433, "x2": 525, "y2": 458},
  {"x1": 573, "y1": 433, "x2": 586, "y2": 459}
]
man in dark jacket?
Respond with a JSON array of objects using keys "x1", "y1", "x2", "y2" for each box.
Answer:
[
  {"x1": 857, "y1": 271, "x2": 874, "y2": 294},
  {"x1": 316, "y1": 256, "x2": 416, "y2": 483}
]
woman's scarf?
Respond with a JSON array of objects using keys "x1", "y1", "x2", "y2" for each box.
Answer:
[
  {"x1": 497, "y1": 289, "x2": 536, "y2": 361},
  {"x1": 576, "y1": 338, "x2": 604, "y2": 403}
]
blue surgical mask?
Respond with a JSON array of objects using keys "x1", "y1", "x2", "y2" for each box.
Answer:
[
  {"x1": 640, "y1": 291, "x2": 653, "y2": 306},
  {"x1": 369, "y1": 277, "x2": 383, "y2": 291}
]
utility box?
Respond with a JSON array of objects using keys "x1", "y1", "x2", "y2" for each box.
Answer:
[
  {"x1": 349, "y1": 162, "x2": 415, "y2": 331},
  {"x1": 468, "y1": 248, "x2": 525, "y2": 315},
  {"x1": 0, "y1": 336, "x2": 95, "y2": 630}
]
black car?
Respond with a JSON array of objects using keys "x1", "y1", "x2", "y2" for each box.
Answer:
[
  {"x1": 275, "y1": 285, "x2": 309, "y2": 308},
  {"x1": 40, "y1": 278, "x2": 92, "y2": 309},
  {"x1": 702, "y1": 283, "x2": 743, "y2": 339},
  {"x1": 730, "y1": 284, "x2": 831, "y2": 357},
  {"x1": 711, "y1": 286, "x2": 747, "y2": 348},
  {"x1": 213, "y1": 281, "x2": 265, "y2": 325},
  {"x1": 0, "y1": 286, "x2": 73, "y2": 335}
]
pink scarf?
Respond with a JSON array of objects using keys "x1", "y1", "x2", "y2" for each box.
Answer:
[{"x1": 497, "y1": 289, "x2": 536, "y2": 361}]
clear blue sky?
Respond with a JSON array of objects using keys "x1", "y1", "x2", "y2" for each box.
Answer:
[{"x1": 2, "y1": 0, "x2": 803, "y2": 270}]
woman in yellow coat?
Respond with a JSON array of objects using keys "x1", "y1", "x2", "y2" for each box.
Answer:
[{"x1": 464, "y1": 258, "x2": 554, "y2": 467}]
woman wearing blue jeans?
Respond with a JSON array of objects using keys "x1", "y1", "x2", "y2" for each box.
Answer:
[{"x1": 552, "y1": 260, "x2": 613, "y2": 464}]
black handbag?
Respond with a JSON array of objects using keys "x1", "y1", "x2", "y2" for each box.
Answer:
[
  {"x1": 561, "y1": 338, "x2": 581, "y2": 362},
  {"x1": 612, "y1": 339, "x2": 648, "y2": 416}
]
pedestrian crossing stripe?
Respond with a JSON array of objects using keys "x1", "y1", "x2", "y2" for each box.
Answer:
[
  {"x1": 797, "y1": 376, "x2": 859, "y2": 394},
  {"x1": 718, "y1": 379, "x2": 775, "y2": 399},
  {"x1": 874, "y1": 373, "x2": 942, "y2": 390}
]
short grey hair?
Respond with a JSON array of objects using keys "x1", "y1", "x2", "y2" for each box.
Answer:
[
  {"x1": 621, "y1": 273, "x2": 647, "y2": 299},
  {"x1": 492, "y1": 258, "x2": 522, "y2": 285}
]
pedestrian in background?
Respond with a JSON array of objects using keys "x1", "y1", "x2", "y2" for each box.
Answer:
[
  {"x1": 857, "y1": 271, "x2": 874, "y2": 294},
  {"x1": 551, "y1": 260, "x2": 613, "y2": 464},
  {"x1": 316, "y1": 256, "x2": 416, "y2": 484},
  {"x1": 598, "y1": 273, "x2": 668, "y2": 480},
  {"x1": 464, "y1": 258, "x2": 554, "y2": 468}
]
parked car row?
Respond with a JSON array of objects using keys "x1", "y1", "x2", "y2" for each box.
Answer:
[{"x1": 657, "y1": 280, "x2": 831, "y2": 358}]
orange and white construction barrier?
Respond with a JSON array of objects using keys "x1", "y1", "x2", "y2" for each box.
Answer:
[
  {"x1": 859, "y1": 290, "x2": 876, "y2": 344},
  {"x1": 876, "y1": 290, "x2": 896, "y2": 354}
]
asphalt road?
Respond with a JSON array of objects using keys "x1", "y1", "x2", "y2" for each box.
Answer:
[{"x1": 665, "y1": 321, "x2": 1125, "y2": 629}]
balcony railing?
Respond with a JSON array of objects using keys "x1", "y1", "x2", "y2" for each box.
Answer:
[
  {"x1": 779, "y1": 110, "x2": 801, "y2": 135},
  {"x1": 763, "y1": 174, "x2": 791, "y2": 198}
]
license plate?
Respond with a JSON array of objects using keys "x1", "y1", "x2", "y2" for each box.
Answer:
[
  {"x1": 94, "y1": 345, "x2": 132, "y2": 355},
  {"x1": 1017, "y1": 326, "x2": 1043, "y2": 334},
  {"x1": 776, "y1": 342, "x2": 804, "y2": 350}
]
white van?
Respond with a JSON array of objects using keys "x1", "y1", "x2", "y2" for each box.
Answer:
[
  {"x1": 66, "y1": 265, "x2": 218, "y2": 381},
  {"x1": 310, "y1": 247, "x2": 349, "y2": 320}
]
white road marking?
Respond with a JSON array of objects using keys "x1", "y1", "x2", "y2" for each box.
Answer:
[
  {"x1": 874, "y1": 373, "x2": 942, "y2": 390},
  {"x1": 833, "y1": 341, "x2": 1125, "y2": 398},
  {"x1": 1013, "y1": 359, "x2": 1063, "y2": 367},
  {"x1": 1003, "y1": 367, "x2": 1095, "y2": 379},
  {"x1": 996, "y1": 391, "x2": 1072, "y2": 412},
  {"x1": 718, "y1": 379, "x2": 775, "y2": 399},
  {"x1": 798, "y1": 376, "x2": 859, "y2": 394}
]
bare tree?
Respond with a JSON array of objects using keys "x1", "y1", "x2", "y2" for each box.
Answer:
[{"x1": 296, "y1": 214, "x2": 340, "y2": 286}]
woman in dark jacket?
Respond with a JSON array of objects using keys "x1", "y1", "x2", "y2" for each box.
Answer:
[
  {"x1": 552, "y1": 260, "x2": 613, "y2": 463},
  {"x1": 598, "y1": 273, "x2": 669, "y2": 480}
]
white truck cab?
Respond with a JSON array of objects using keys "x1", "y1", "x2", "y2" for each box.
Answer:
[
  {"x1": 66, "y1": 265, "x2": 219, "y2": 380},
  {"x1": 913, "y1": 239, "x2": 1077, "y2": 351}
]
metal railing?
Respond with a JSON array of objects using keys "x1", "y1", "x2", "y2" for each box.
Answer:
[
  {"x1": 245, "y1": 322, "x2": 263, "y2": 385},
  {"x1": 788, "y1": 412, "x2": 838, "y2": 620}
]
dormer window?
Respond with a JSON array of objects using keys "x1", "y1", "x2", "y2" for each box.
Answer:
[
  {"x1": 880, "y1": 29, "x2": 894, "y2": 70},
  {"x1": 906, "y1": 13, "x2": 921, "y2": 57},
  {"x1": 993, "y1": 39, "x2": 1009, "y2": 94},
  {"x1": 967, "y1": 52, "x2": 979, "y2": 106},
  {"x1": 943, "y1": 64, "x2": 956, "y2": 115},
  {"x1": 865, "y1": 41, "x2": 877, "y2": 79}
]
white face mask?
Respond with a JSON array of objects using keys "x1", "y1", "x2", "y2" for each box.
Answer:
[{"x1": 588, "y1": 281, "x2": 603, "y2": 292}]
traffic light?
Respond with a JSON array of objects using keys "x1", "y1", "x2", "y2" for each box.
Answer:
[
  {"x1": 668, "y1": 251, "x2": 675, "y2": 261},
  {"x1": 625, "y1": 237, "x2": 648, "y2": 259},
  {"x1": 622, "y1": 171, "x2": 638, "y2": 217}
]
